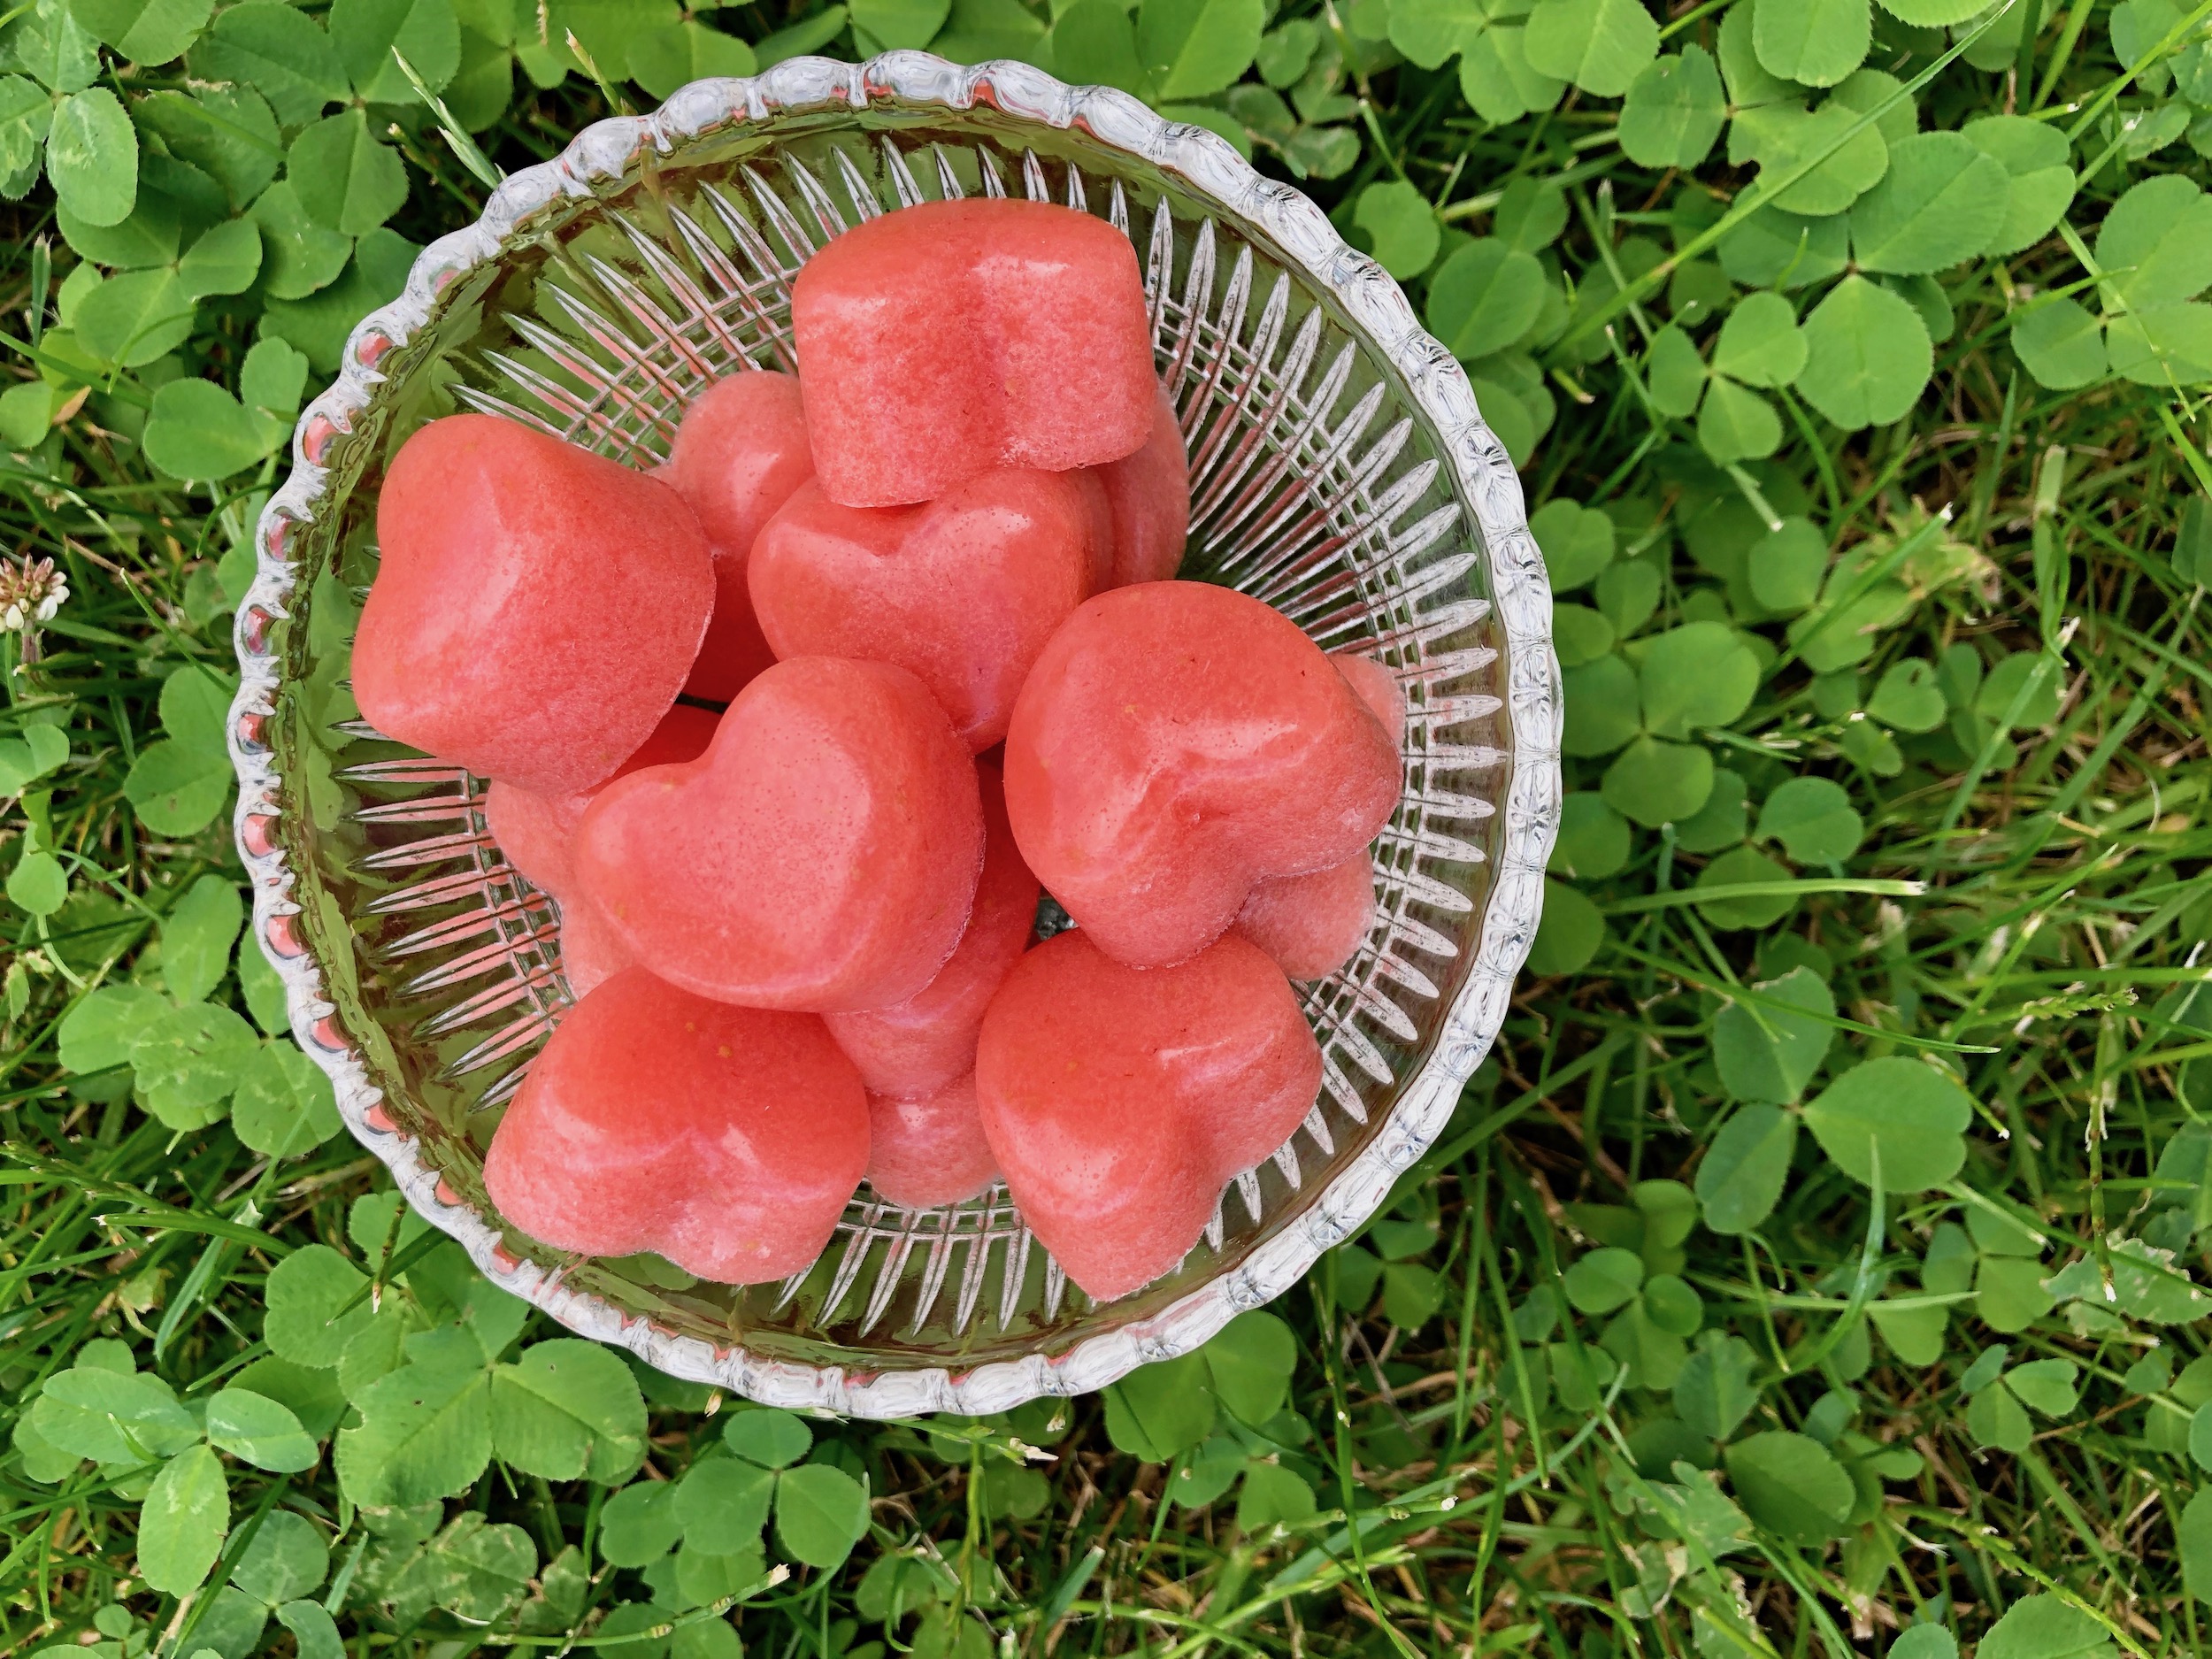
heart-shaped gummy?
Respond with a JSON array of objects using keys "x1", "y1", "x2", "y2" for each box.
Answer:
[
  {"x1": 355, "y1": 414, "x2": 713, "y2": 795},
  {"x1": 572, "y1": 657, "x2": 983, "y2": 1012},
  {"x1": 975, "y1": 930, "x2": 1320, "y2": 1300},
  {"x1": 484, "y1": 968, "x2": 867, "y2": 1283},
  {"x1": 557, "y1": 901, "x2": 633, "y2": 998},
  {"x1": 486, "y1": 705, "x2": 722, "y2": 897},
  {"x1": 866, "y1": 1071, "x2": 1000, "y2": 1210},
  {"x1": 1235, "y1": 856, "x2": 1375, "y2": 981},
  {"x1": 1003, "y1": 582, "x2": 1402, "y2": 969},
  {"x1": 793, "y1": 198, "x2": 1156, "y2": 507},
  {"x1": 826, "y1": 764, "x2": 1038, "y2": 1098},
  {"x1": 1091, "y1": 385, "x2": 1189, "y2": 588},
  {"x1": 749, "y1": 471, "x2": 1099, "y2": 750},
  {"x1": 1233, "y1": 652, "x2": 1403, "y2": 979},
  {"x1": 665, "y1": 371, "x2": 816, "y2": 702}
]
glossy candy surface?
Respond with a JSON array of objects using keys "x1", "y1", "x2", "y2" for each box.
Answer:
[
  {"x1": 1092, "y1": 385, "x2": 1189, "y2": 588},
  {"x1": 975, "y1": 931, "x2": 1320, "y2": 1300},
  {"x1": 1003, "y1": 582, "x2": 1402, "y2": 969},
  {"x1": 866, "y1": 1072, "x2": 999, "y2": 1210},
  {"x1": 825, "y1": 765, "x2": 1038, "y2": 1098},
  {"x1": 356, "y1": 414, "x2": 713, "y2": 795},
  {"x1": 572, "y1": 657, "x2": 983, "y2": 1012},
  {"x1": 793, "y1": 199, "x2": 1155, "y2": 506},
  {"x1": 665, "y1": 372, "x2": 815, "y2": 701},
  {"x1": 750, "y1": 471, "x2": 1096, "y2": 749},
  {"x1": 483, "y1": 969, "x2": 868, "y2": 1283}
]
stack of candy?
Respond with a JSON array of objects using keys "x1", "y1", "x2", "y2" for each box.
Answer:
[{"x1": 353, "y1": 198, "x2": 1406, "y2": 1302}]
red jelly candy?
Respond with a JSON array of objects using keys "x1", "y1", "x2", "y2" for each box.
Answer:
[
  {"x1": 749, "y1": 471, "x2": 1097, "y2": 751},
  {"x1": 485, "y1": 781, "x2": 577, "y2": 897},
  {"x1": 1330, "y1": 650, "x2": 1406, "y2": 745},
  {"x1": 486, "y1": 705, "x2": 721, "y2": 896},
  {"x1": 572, "y1": 657, "x2": 984, "y2": 1012},
  {"x1": 558, "y1": 900, "x2": 633, "y2": 997},
  {"x1": 1092, "y1": 386, "x2": 1189, "y2": 588},
  {"x1": 1235, "y1": 855, "x2": 1375, "y2": 980},
  {"x1": 666, "y1": 372, "x2": 816, "y2": 702},
  {"x1": 1233, "y1": 651, "x2": 1402, "y2": 979},
  {"x1": 1003, "y1": 583, "x2": 1402, "y2": 969},
  {"x1": 484, "y1": 968, "x2": 867, "y2": 1283},
  {"x1": 825, "y1": 764, "x2": 1038, "y2": 1097},
  {"x1": 975, "y1": 930, "x2": 1320, "y2": 1300},
  {"x1": 793, "y1": 199, "x2": 1156, "y2": 507},
  {"x1": 867, "y1": 1071, "x2": 1000, "y2": 1210},
  {"x1": 355, "y1": 414, "x2": 713, "y2": 795}
]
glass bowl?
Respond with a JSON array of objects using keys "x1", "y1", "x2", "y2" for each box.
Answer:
[{"x1": 227, "y1": 50, "x2": 1562, "y2": 1417}]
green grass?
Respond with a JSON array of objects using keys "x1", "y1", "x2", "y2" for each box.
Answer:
[{"x1": 6, "y1": 0, "x2": 2212, "y2": 1655}]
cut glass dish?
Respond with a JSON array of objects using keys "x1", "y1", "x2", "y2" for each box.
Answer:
[{"x1": 227, "y1": 51, "x2": 1563, "y2": 1417}]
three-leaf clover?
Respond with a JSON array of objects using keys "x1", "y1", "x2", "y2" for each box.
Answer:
[{"x1": 123, "y1": 662, "x2": 239, "y2": 835}]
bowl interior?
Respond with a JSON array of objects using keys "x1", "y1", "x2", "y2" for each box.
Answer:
[{"x1": 247, "y1": 74, "x2": 1524, "y2": 1404}]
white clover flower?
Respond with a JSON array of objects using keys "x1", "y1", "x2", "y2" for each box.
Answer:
[{"x1": 0, "y1": 556, "x2": 67, "y2": 664}]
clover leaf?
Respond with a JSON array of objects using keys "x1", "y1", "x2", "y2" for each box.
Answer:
[
  {"x1": 1426, "y1": 236, "x2": 1546, "y2": 360},
  {"x1": 1723, "y1": 1430, "x2": 1853, "y2": 1544},
  {"x1": 1353, "y1": 179, "x2": 1440, "y2": 278},
  {"x1": 1740, "y1": 103, "x2": 1889, "y2": 217},
  {"x1": 131, "y1": 1001, "x2": 258, "y2": 1129},
  {"x1": 1796, "y1": 274, "x2": 1932, "y2": 428},
  {"x1": 1563, "y1": 1246, "x2": 1643, "y2": 1314},
  {"x1": 1964, "y1": 114, "x2": 2078, "y2": 257},
  {"x1": 1550, "y1": 792, "x2": 1632, "y2": 879},
  {"x1": 123, "y1": 663, "x2": 238, "y2": 835},
  {"x1": 288, "y1": 108, "x2": 408, "y2": 236},
  {"x1": 140, "y1": 1443, "x2": 230, "y2": 1593},
  {"x1": 1752, "y1": 0, "x2": 1868, "y2": 88},
  {"x1": 1713, "y1": 291, "x2": 1809, "y2": 388},
  {"x1": 1603, "y1": 733, "x2": 1714, "y2": 828},
  {"x1": 488, "y1": 1340, "x2": 649, "y2": 1485},
  {"x1": 1674, "y1": 1332, "x2": 1762, "y2": 1440},
  {"x1": 1756, "y1": 775, "x2": 1863, "y2": 863},
  {"x1": 1977, "y1": 1595, "x2": 2119, "y2": 1659},
  {"x1": 1523, "y1": 0, "x2": 1656, "y2": 97},
  {"x1": 1529, "y1": 497, "x2": 1617, "y2": 592},
  {"x1": 72, "y1": 0, "x2": 214, "y2": 67},
  {"x1": 1696, "y1": 1103, "x2": 1798, "y2": 1233},
  {"x1": 1639, "y1": 622, "x2": 1761, "y2": 738},
  {"x1": 47, "y1": 87, "x2": 138, "y2": 227},
  {"x1": 1528, "y1": 877, "x2": 1606, "y2": 973},
  {"x1": 1135, "y1": 0, "x2": 1263, "y2": 99},
  {"x1": 1801, "y1": 1056, "x2": 1972, "y2": 1192},
  {"x1": 1619, "y1": 47, "x2": 1726, "y2": 168},
  {"x1": 1714, "y1": 966, "x2": 1835, "y2": 1103},
  {"x1": 1848, "y1": 131, "x2": 2010, "y2": 274}
]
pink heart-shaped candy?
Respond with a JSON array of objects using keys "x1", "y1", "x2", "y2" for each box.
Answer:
[
  {"x1": 665, "y1": 371, "x2": 816, "y2": 702},
  {"x1": 1233, "y1": 652, "x2": 1402, "y2": 979},
  {"x1": 826, "y1": 763, "x2": 1038, "y2": 1098},
  {"x1": 866, "y1": 1071, "x2": 1000, "y2": 1210},
  {"x1": 975, "y1": 930, "x2": 1320, "y2": 1301},
  {"x1": 793, "y1": 198, "x2": 1156, "y2": 507},
  {"x1": 1091, "y1": 385, "x2": 1189, "y2": 588},
  {"x1": 485, "y1": 704, "x2": 722, "y2": 896},
  {"x1": 1003, "y1": 583, "x2": 1402, "y2": 969},
  {"x1": 355, "y1": 414, "x2": 712, "y2": 795},
  {"x1": 749, "y1": 471, "x2": 1098, "y2": 750},
  {"x1": 572, "y1": 657, "x2": 983, "y2": 1012},
  {"x1": 484, "y1": 968, "x2": 867, "y2": 1283}
]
